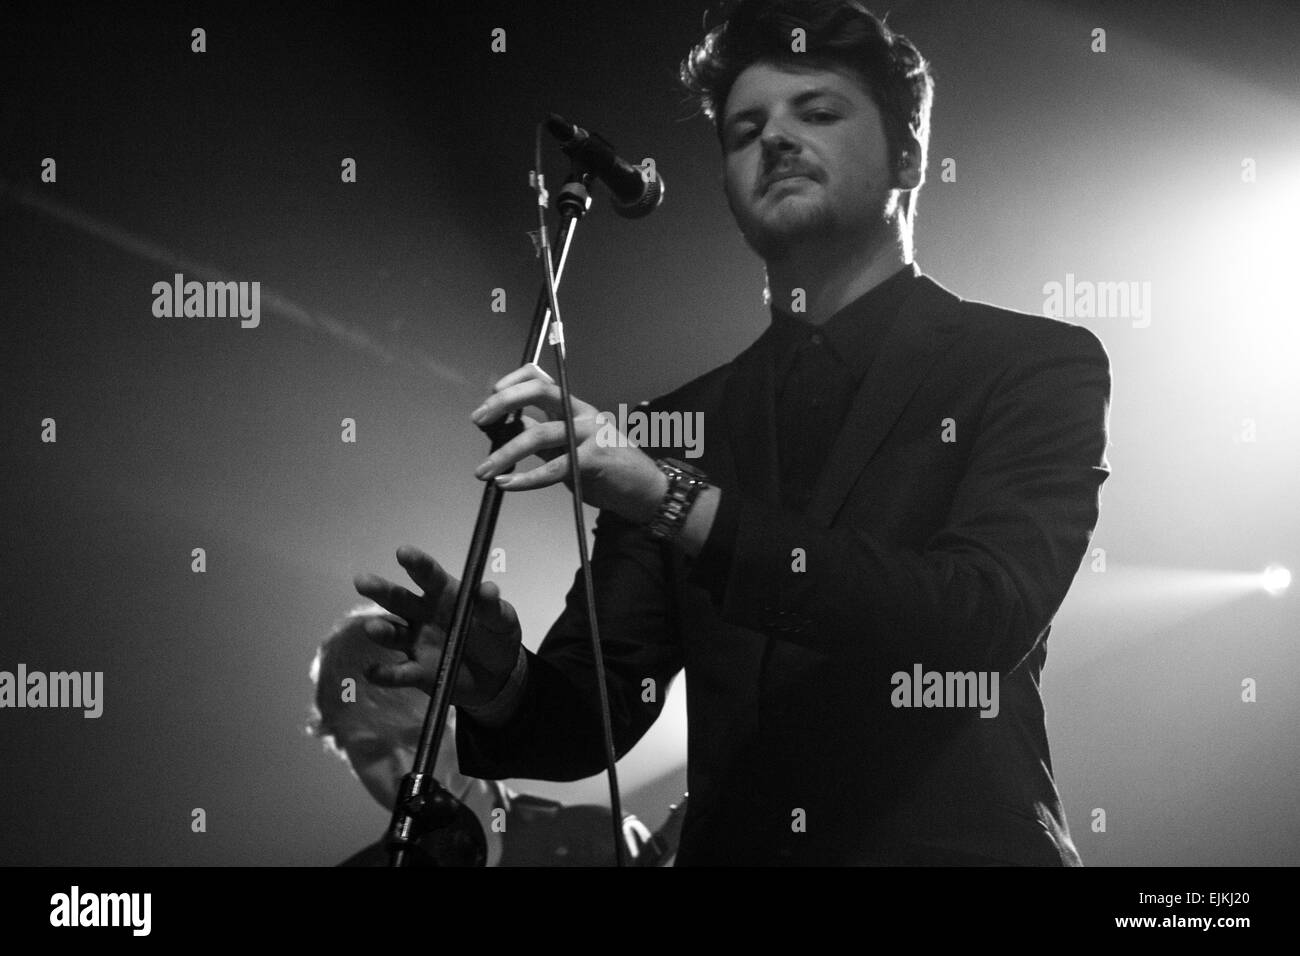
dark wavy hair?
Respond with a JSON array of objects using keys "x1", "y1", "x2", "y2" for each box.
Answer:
[{"x1": 680, "y1": 0, "x2": 934, "y2": 167}]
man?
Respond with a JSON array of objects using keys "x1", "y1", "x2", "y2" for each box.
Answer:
[
  {"x1": 308, "y1": 603, "x2": 507, "y2": 865},
  {"x1": 309, "y1": 604, "x2": 659, "y2": 866},
  {"x1": 355, "y1": 0, "x2": 1111, "y2": 865}
]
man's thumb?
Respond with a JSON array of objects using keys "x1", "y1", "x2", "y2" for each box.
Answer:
[{"x1": 477, "y1": 580, "x2": 517, "y2": 632}]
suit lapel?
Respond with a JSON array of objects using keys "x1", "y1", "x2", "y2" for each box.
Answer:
[{"x1": 805, "y1": 276, "x2": 965, "y2": 528}]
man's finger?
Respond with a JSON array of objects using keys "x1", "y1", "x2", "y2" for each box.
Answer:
[
  {"x1": 353, "y1": 573, "x2": 426, "y2": 623},
  {"x1": 476, "y1": 420, "x2": 569, "y2": 479},
  {"x1": 517, "y1": 413, "x2": 566, "y2": 462},
  {"x1": 473, "y1": 379, "x2": 599, "y2": 428},
  {"x1": 472, "y1": 379, "x2": 558, "y2": 426},
  {"x1": 475, "y1": 580, "x2": 519, "y2": 634},
  {"x1": 359, "y1": 615, "x2": 416, "y2": 652},
  {"x1": 492, "y1": 362, "x2": 553, "y2": 392},
  {"x1": 495, "y1": 454, "x2": 569, "y2": 492},
  {"x1": 399, "y1": 549, "x2": 462, "y2": 628},
  {"x1": 395, "y1": 546, "x2": 452, "y2": 601},
  {"x1": 365, "y1": 659, "x2": 430, "y2": 690}
]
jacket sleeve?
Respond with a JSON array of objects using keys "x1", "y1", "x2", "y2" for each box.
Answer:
[
  {"x1": 456, "y1": 505, "x2": 685, "y2": 782},
  {"x1": 688, "y1": 323, "x2": 1112, "y2": 676}
]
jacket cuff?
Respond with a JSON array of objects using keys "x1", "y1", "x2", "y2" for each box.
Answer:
[{"x1": 456, "y1": 643, "x2": 529, "y2": 727}]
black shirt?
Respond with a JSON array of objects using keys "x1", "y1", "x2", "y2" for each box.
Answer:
[{"x1": 693, "y1": 262, "x2": 921, "y2": 580}]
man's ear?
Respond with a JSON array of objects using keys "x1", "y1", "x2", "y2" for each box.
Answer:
[{"x1": 893, "y1": 137, "x2": 924, "y2": 191}]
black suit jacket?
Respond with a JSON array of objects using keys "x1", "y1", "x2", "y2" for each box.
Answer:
[{"x1": 458, "y1": 273, "x2": 1111, "y2": 865}]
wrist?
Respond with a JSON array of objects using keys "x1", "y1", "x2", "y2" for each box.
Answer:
[
  {"x1": 638, "y1": 468, "x2": 670, "y2": 525},
  {"x1": 676, "y1": 484, "x2": 720, "y2": 558},
  {"x1": 643, "y1": 457, "x2": 711, "y2": 543}
]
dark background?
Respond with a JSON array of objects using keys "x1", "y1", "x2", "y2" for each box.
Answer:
[{"x1": 1, "y1": 0, "x2": 1296, "y2": 865}]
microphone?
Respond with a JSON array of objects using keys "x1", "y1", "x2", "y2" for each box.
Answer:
[{"x1": 545, "y1": 113, "x2": 665, "y2": 219}]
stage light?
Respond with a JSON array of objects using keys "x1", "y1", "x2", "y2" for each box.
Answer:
[{"x1": 1261, "y1": 564, "x2": 1291, "y2": 597}]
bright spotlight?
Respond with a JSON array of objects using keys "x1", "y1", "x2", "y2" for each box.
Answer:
[{"x1": 1261, "y1": 565, "x2": 1291, "y2": 596}]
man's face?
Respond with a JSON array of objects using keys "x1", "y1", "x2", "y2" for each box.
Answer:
[
  {"x1": 333, "y1": 703, "x2": 463, "y2": 811},
  {"x1": 721, "y1": 60, "x2": 896, "y2": 261},
  {"x1": 334, "y1": 716, "x2": 420, "y2": 811}
]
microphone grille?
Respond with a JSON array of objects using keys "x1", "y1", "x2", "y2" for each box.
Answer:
[{"x1": 614, "y1": 172, "x2": 665, "y2": 220}]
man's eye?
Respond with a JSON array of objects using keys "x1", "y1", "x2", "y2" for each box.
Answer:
[
  {"x1": 731, "y1": 127, "x2": 758, "y2": 148},
  {"x1": 805, "y1": 110, "x2": 839, "y2": 123}
]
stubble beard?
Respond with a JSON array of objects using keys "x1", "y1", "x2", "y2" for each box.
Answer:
[
  {"x1": 741, "y1": 196, "x2": 899, "y2": 268},
  {"x1": 738, "y1": 192, "x2": 837, "y2": 262}
]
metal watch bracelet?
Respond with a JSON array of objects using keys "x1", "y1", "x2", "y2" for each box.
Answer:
[{"x1": 646, "y1": 458, "x2": 709, "y2": 542}]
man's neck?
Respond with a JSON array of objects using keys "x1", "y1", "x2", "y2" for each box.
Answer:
[{"x1": 766, "y1": 234, "x2": 910, "y2": 325}]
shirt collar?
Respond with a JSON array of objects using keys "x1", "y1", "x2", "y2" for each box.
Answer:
[{"x1": 764, "y1": 261, "x2": 921, "y2": 382}]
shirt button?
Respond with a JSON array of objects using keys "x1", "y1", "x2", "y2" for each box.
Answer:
[{"x1": 810, "y1": 333, "x2": 824, "y2": 346}]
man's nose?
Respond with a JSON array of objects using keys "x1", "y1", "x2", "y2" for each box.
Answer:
[{"x1": 759, "y1": 121, "x2": 801, "y2": 160}]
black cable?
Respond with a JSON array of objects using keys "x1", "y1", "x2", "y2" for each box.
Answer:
[{"x1": 529, "y1": 122, "x2": 627, "y2": 867}]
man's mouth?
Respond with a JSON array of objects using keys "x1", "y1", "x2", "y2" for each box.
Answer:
[{"x1": 760, "y1": 170, "x2": 817, "y2": 195}]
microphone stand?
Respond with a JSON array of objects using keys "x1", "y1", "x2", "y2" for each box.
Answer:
[{"x1": 387, "y1": 155, "x2": 627, "y2": 866}]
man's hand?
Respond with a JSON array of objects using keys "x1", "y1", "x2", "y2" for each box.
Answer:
[
  {"x1": 470, "y1": 363, "x2": 668, "y2": 524},
  {"x1": 353, "y1": 545, "x2": 521, "y2": 708}
]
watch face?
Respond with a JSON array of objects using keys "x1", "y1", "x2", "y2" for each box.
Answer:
[{"x1": 664, "y1": 457, "x2": 707, "y2": 480}]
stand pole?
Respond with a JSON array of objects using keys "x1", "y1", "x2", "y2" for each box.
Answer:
[{"x1": 386, "y1": 174, "x2": 595, "y2": 867}]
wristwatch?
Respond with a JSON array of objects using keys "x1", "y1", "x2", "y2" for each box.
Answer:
[{"x1": 646, "y1": 458, "x2": 710, "y2": 542}]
